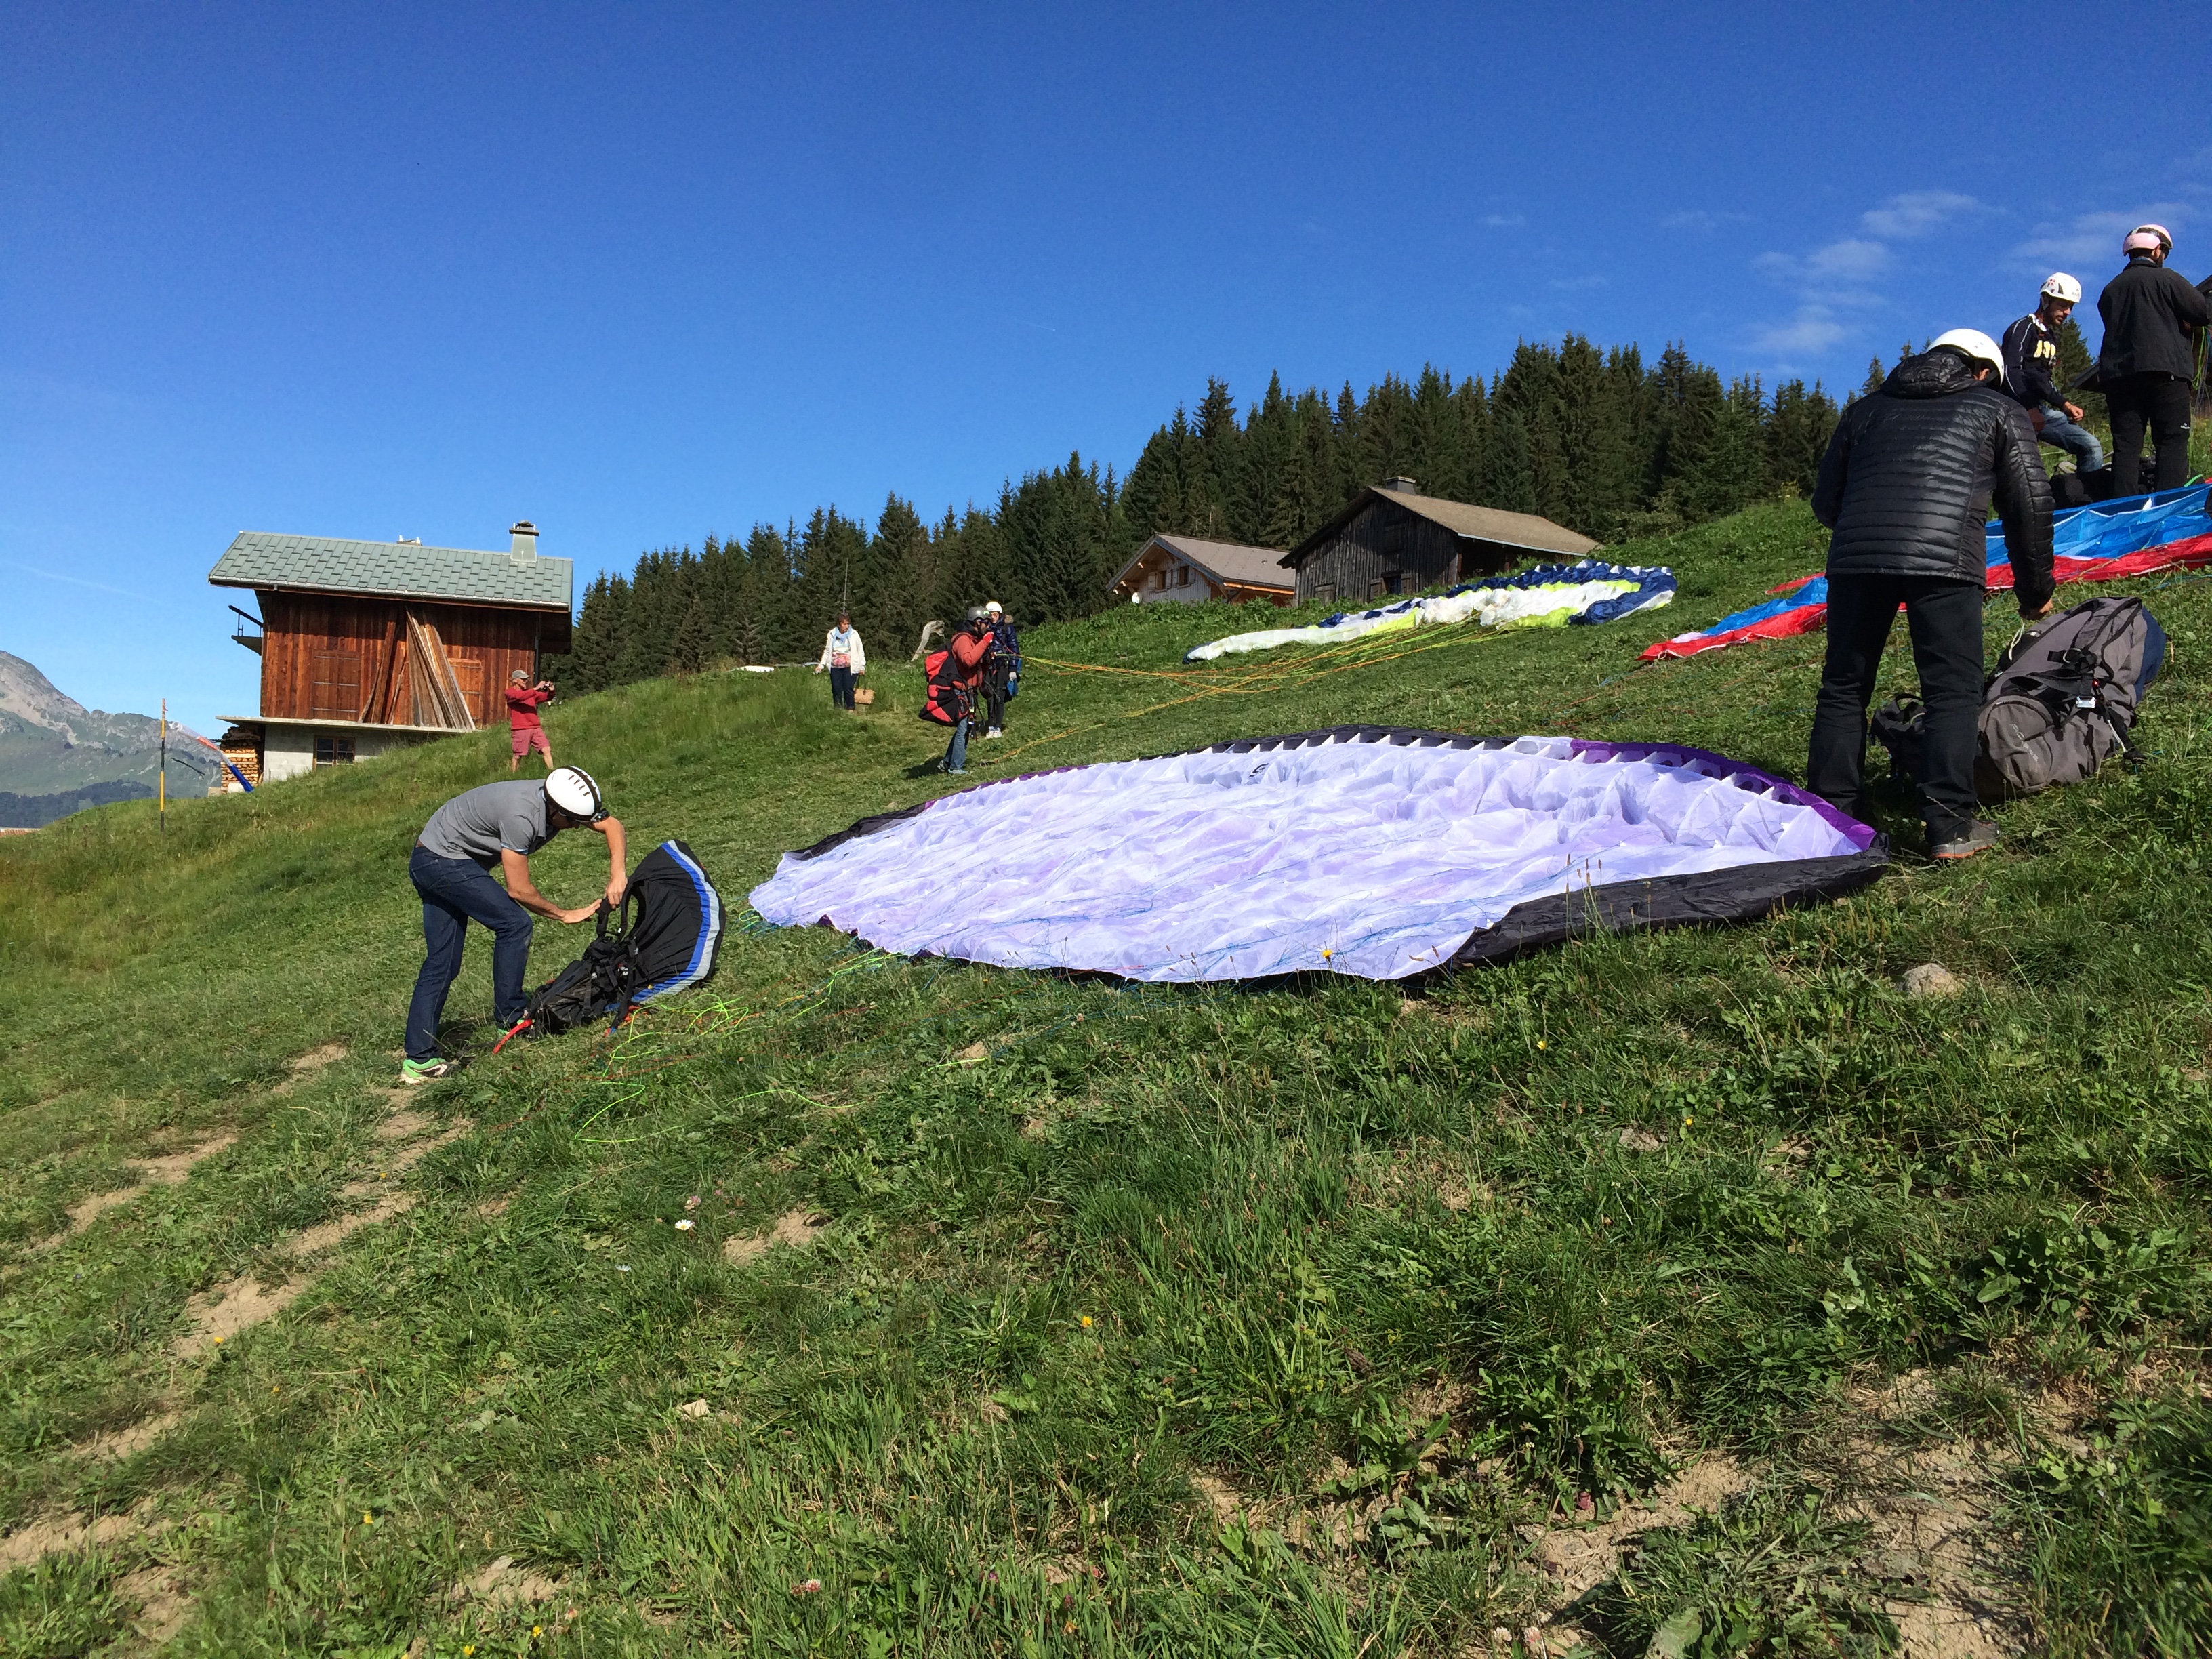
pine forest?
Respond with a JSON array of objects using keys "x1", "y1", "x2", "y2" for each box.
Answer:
[{"x1": 551, "y1": 337, "x2": 1845, "y2": 689}]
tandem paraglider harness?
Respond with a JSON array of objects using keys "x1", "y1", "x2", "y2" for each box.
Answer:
[
  {"x1": 1873, "y1": 595, "x2": 2167, "y2": 802},
  {"x1": 495, "y1": 840, "x2": 725, "y2": 1047}
]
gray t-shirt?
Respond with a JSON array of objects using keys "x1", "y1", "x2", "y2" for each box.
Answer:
[{"x1": 417, "y1": 781, "x2": 556, "y2": 869}]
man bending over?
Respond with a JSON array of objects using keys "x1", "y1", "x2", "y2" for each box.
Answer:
[
  {"x1": 1807, "y1": 329, "x2": 2053, "y2": 862},
  {"x1": 401, "y1": 766, "x2": 626, "y2": 1083}
]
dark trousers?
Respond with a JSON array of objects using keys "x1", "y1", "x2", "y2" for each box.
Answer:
[
  {"x1": 406, "y1": 846, "x2": 533, "y2": 1060},
  {"x1": 984, "y1": 669, "x2": 1007, "y2": 731},
  {"x1": 828, "y1": 665, "x2": 855, "y2": 708},
  {"x1": 1807, "y1": 575, "x2": 1985, "y2": 844},
  {"x1": 2107, "y1": 372, "x2": 2194, "y2": 495}
]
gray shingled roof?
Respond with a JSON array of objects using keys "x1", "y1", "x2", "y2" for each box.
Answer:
[
  {"x1": 208, "y1": 533, "x2": 574, "y2": 611},
  {"x1": 1286, "y1": 489, "x2": 1599, "y2": 567},
  {"x1": 1107, "y1": 533, "x2": 1296, "y2": 596}
]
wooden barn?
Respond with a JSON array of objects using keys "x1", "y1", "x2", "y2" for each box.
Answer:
[
  {"x1": 209, "y1": 523, "x2": 573, "y2": 783},
  {"x1": 1282, "y1": 478, "x2": 1597, "y2": 606},
  {"x1": 1106, "y1": 534, "x2": 1295, "y2": 606}
]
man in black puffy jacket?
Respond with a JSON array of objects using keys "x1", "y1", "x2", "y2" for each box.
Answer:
[
  {"x1": 1808, "y1": 330, "x2": 2055, "y2": 861},
  {"x1": 2096, "y1": 224, "x2": 2211, "y2": 495}
]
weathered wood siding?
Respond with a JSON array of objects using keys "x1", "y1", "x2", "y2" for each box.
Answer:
[
  {"x1": 1290, "y1": 499, "x2": 1517, "y2": 605},
  {"x1": 258, "y1": 594, "x2": 549, "y2": 725}
]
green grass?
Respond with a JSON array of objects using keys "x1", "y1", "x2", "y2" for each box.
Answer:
[{"x1": 4, "y1": 497, "x2": 2212, "y2": 1655}]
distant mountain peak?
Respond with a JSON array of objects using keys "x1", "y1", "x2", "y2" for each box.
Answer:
[
  {"x1": 0, "y1": 651, "x2": 212, "y2": 796},
  {"x1": 0, "y1": 650, "x2": 96, "y2": 737}
]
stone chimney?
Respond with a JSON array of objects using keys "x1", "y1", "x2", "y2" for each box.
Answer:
[
  {"x1": 509, "y1": 520, "x2": 539, "y2": 561},
  {"x1": 1380, "y1": 477, "x2": 1419, "y2": 495}
]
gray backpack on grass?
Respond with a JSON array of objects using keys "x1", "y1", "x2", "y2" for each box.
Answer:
[{"x1": 1872, "y1": 595, "x2": 2166, "y2": 802}]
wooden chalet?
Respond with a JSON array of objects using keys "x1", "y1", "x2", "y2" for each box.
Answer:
[
  {"x1": 1283, "y1": 478, "x2": 1597, "y2": 605},
  {"x1": 209, "y1": 523, "x2": 573, "y2": 783},
  {"x1": 1107, "y1": 534, "x2": 1295, "y2": 607}
]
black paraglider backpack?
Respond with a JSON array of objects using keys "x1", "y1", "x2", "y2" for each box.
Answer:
[{"x1": 513, "y1": 840, "x2": 725, "y2": 1040}]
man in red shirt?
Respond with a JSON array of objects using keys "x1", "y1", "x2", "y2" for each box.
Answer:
[{"x1": 505, "y1": 669, "x2": 557, "y2": 773}]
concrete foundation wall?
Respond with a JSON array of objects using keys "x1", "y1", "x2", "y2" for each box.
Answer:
[{"x1": 261, "y1": 726, "x2": 428, "y2": 783}]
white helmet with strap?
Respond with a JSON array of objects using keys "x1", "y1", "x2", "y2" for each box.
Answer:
[
  {"x1": 546, "y1": 765, "x2": 605, "y2": 821},
  {"x1": 1928, "y1": 328, "x2": 2007, "y2": 385},
  {"x1": 2039, "y1": 272, "x2": 2082, "y2": 305}
]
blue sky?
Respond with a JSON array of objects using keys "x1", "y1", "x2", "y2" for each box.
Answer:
[{"x1": 4, "y1": 2, "x2": 2208, "y2": 733}]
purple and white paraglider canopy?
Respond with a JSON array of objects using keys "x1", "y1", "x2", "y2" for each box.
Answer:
[{"x1": 749, "y1": 728, "x2": 1886, "y2": 982}]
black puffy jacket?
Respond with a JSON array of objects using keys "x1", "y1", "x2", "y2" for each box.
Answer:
[
  {"x1": 1812, "y1": 350, "x2": 2055, "y2": 609},
  {"x1": 2095, "y1": 256, "x2": 2212, "y2": 382}
]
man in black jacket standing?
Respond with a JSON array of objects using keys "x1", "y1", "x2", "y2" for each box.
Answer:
[
  {"x1": 1808, "y1": 329, "x2": 2055, "y2": 861},
  {"x1": 2097, "y1": 224, "x2": 2211, "y2": 495}
]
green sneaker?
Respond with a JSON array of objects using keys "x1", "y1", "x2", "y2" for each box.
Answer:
[{"x1": 400, "y1": 1057, "x2": 459, "y2": 1086}]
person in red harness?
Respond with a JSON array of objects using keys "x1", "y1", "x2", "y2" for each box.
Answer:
[
  {"x1": 506, "y1": 669, "x2": 556, "y2": 773},
  {"x1": 928, "y1": 608, "x2": 992, "y2": 773}
]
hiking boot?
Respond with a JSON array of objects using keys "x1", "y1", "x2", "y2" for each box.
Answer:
[
  {"x1": 984, "y1": 728, "x2": 1003, "y2": 739},
  {"x1": 399, "y1": 1057, "x2": 460, "y2": 1086},
  {"x1": 1931, "y1": 821, "x2": 2001, "y2": 861}
]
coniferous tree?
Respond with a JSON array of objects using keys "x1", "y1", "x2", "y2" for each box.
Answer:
[
  {"x1": 1856, "y1": 356, "x2": 1887, "y2": 401},
  {"x1": 1485, "y1": 411, "x2": 1538, "y2": 514},
  {"x1": 2053, "y1": 316, "x2": 2105, "y2": 428},
  {"x1": 1765, "y1": 380, "x2": 1839, "y2": 497},
  {"x1": 567, "y1": 335, "x2": 1870, "y2": 680},
  {"x1": 1408, "y1": 366, "x2": 1467, "y2": 504}
]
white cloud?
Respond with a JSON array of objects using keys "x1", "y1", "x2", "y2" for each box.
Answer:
[
  {"x1": 1479, "y1": 212, "x2": 1525, "y2": 230},
  {"x1": 1661, "y1": 209, "x2": 1755, "y2": 233},
  {"x1": 2013, "y1": 205, "x2": 2188, "y2": 266},
  {"x1": 1807, "y1": 238, "x2": 1891, "y2": 282},
  {"x1": 1754, "y1": 239, "x2": 1889, "y2": 290},
  {"x1": 1858, "y1": 191, "x2": 1984, "y2": 239},
  {"x1": 1749, "y1": 305, "x2": 1848, "y2": 358},
  {"x1": 1550, "y1": 274, "x2": 1607, "y2": 292}
]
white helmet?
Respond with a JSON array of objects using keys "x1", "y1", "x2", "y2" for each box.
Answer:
[
  {"x1": 1929, "y1": 328, "x2": 2007, "y2": 384},
  {"x1": 545, "y1": 765, "x2": 605, "y2": 820},
  {"x1": 2039, "y1": 272, "x2": 2083, "y2": 305}
]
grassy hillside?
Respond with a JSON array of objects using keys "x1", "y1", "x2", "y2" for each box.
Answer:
[{"x1": 3, "y1": 497, "x2": 2210, "y2": 1656}]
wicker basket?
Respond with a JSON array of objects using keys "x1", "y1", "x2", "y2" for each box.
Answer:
[{"x1": 853, "y1": 688, "x2": 876, "y2": 707}]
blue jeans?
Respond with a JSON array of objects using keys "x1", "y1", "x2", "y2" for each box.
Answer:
[
  {"x1": 828, "y1": 665, "x2": 855, "y2": 708},
  {"x1": 406, "y1": 846, "x2": 533, "y2": 1060},
  {"x1": 942, "y1": 716, "x2": 970, "y2": 773},
  {"x1": 2039, "y1": 408, "x2": 2104, "y2": 473}
]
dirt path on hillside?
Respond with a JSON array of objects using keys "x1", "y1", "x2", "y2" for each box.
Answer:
[
  {"x1": 33, "y1": 1133, "x2": 237, "y2": 1251},
  {"x1": 173, "y1": 1104, "x2": 469, "y2": 1357}
]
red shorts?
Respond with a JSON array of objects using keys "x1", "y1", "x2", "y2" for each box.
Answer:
[{"x1": 510, "y1": 724, "x2": 551, "y2": 758}]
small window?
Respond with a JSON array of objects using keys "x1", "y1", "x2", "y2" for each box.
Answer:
[
  {"x1": 1311, "y1": 582, "x2": 1336, "y2": 604},
  {"x1": 314, "y1": 735, "x2": 355, "y2": 767},
  {"x1": 1174, "y1": 564, "x2": 1190, "y2": 586}
]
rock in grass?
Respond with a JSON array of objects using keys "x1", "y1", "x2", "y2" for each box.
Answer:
[
  {"x1": 1618, "y1": 1127, "x2": 1665, "y2": 1153},
  {"x1": 1901, "y1": 962, "x2": 1962, "y2": 998}
]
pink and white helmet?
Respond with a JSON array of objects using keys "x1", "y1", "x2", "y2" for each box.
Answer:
[{"x1": 2123, "y1": 223, "x2": 2173, "y2": 256}]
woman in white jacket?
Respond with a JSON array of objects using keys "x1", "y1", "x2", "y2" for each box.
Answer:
[{"x1": 814, "y1": 613, "x2": 865, "y2": 709}]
